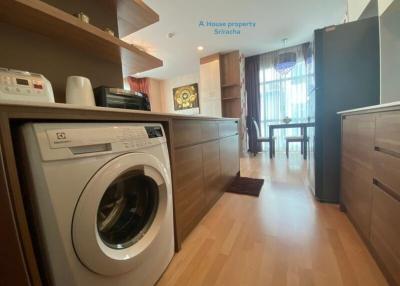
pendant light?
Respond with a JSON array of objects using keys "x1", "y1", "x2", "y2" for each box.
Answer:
[{"x1": 274, "y1": 38, "x2": 297, "y2": 74}]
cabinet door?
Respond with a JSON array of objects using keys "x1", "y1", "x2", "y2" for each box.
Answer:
[
  {"x1": 202, "y1": 141, "x2": 221, "y2": 208},
  {"x1": 341, "y1": 114, "x2": 375, "y2": 239},
  {"x1": 220, "y1": 135, "x2": 239, "y2": 189},
  {"x1": 370, "y1": 186, "x2": 400, "y2": 285},
  {"x1": 173, "y1": 145, "x2": 205, "y2": 242}
]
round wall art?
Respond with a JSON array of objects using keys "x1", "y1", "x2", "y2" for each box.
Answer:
[{"x1": 173, "y1": 83, "x2": 199, "y2": 110}]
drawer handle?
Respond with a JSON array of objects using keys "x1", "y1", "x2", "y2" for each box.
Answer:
[
  {"x1": 374, "y1": 146, "x2": 400, "y2": 159},
  {"x1": 373, "y1": 178, "x2": 400, "y2": 203}
]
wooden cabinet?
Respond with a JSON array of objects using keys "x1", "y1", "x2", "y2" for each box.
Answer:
[
  {"x1": 220, "y1": 51, "x2": 240, "y2": 86},
  {"x1": 341, "y1": 114, "x2": 375, "y2": 239},
  {"x1": 171, "y1": 119, "x2": 239, "y2": 249},
  {"x1": 341, "y1": 109, "x2": 400, "y2": 285},
  {"x1": 0, "y1": 101, "x2": 240, "y2": 286}
]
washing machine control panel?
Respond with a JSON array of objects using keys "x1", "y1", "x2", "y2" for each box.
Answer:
[
  {"x1": 145, "y1": 126, "x2": 164, "y2": 138},
  {"x1": 43, "y1": 124, "x2": 165, "y2": 155}
]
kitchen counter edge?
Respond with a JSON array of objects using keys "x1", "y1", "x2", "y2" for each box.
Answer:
[
  {"x1": 0, "y1": 100, "x2": 238, "y2": 121},
  {"x1": 338, "y1": 101, "x2": 400, "y2": 116}
]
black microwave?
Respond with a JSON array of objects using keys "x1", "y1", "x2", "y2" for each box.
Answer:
[{"x1": 93, "y1": 86, "x2": 151, "y2": 111}]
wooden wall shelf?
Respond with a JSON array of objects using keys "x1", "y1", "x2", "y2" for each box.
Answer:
[
  {"x1": 220, "y1": 51, "x2": 242, "y2": 118},
  {"x1": 0, "y1": 0, "x2": 163, "y2": 74},
  {"x1": 117, "y1": 0, "x2": 159, "y2": 38}
]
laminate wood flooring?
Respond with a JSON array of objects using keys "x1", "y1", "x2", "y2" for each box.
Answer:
[{"x1": 157, "y1": 153, "x2": 387, "y2": 286}]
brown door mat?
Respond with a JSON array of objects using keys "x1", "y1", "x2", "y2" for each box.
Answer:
[{"x1": 226, "y1": 176, "x2": 264, "y2": 197}]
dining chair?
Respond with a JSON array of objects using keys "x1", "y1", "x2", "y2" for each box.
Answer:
[
  {"x1": 285, "y1": 135, "x2": 309, "y2": 158},
  {"x1": 252, "y1": 119, "x2": 276, "y2": 158}
]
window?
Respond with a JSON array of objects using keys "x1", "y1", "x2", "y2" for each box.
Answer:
[{"x1": 259, "y1": 46, "x2": 315, "y2": 153}]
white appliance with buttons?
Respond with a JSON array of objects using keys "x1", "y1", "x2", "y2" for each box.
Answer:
[
  {"x1": 21, "y1": 123, "x2": 174, "y2": 286},
  {"x1": 0, "y1": 68, "x2": 55, "y2": 103}
]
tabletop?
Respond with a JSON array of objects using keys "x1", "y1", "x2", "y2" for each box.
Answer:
[{"x1": 269, "y1": 122, "x2": 315, "y2": 129}]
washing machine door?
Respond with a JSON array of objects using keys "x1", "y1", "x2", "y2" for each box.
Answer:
[{"x1": 72, "y1": 152, "x2": 171, "y2": 276}]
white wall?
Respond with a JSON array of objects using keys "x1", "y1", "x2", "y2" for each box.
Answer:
[
  {"x1": 160, "y1": 73, "x2": 200, "y2": 115},
  {"x1": 347, "y1": 0, "x2": 392, "y2": 20},
  {"x1": 347, "y1": 0, "x2": 399, "y2": 103},
  {"x1": 379, "y1": 0, "x2": 394, "y2": 14},
  {"x1": 147, "y1": 56, "x2": 224, "y2": 116},
  {"x1": 348, "y1": 0, "x2": 372, "y2": 21},
  {"x1": 380, "y1": 0, "x2": 400, "y2": 103},
  {"x1": 199, "y1": 60, "x2": 222, "y2": 117}
]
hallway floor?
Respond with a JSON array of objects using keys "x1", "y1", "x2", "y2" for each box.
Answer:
[{"x1": 157, "y1": 153, "x2": 387, "y2": 286}]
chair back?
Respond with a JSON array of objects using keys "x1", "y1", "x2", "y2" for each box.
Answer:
[{"x1": 251, "y1": 118, "x2": 261, "y2": 139}]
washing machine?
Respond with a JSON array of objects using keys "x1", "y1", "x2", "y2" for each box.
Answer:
[{"x1": 21, "y1": 122, "x2": 174, "y2": 286}]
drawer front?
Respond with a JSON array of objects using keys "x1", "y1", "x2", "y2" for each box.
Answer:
[
  {"x1": 218, "y1": 121, "x2": 238, "y2": 138},
  {"x1": 341, "y1": 154, "x2": 373, "y2": 239},
  {"x1": 374, "y1": 150, "x2": 400, "y2": 199},
  {"x1": 370, "y1": 186, "x2": 400, "y2": 285},
  {"x1": 173, "y1": 145, "x2": 205, "y2": 241},
  {"x1": 375, "y1": 111, "x2": 400, "y2": 154},
  {"x1": 173, "y1": 120, "x2": 202, "y2": 147},
  {"x1": 201, "y1": 121, "x2": 219, "y2": 142}
]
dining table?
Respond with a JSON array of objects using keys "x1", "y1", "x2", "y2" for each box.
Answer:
[{"x1": 268, "y1": 122, "x2": 315, "y2": 159}]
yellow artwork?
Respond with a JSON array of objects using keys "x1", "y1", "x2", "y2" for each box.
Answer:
[{"x1": 173, "y1": 83, "x2": 199, "y2": 110}]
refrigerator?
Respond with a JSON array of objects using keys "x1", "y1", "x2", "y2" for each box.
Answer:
[{"x1": 312, "y1": 17, "x2": 380, "y2": 203}]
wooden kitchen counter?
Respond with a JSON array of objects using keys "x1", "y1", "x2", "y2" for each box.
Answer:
[
  {"x1": 339, "y1": 102, "x2": 400, "y2": 286},
  {"x1": 0, "y1": 101, "x2": 240, "y2": 286}
]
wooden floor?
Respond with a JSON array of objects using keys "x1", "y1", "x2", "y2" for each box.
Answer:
[{"x1": 157, "y1": 153, "x2": 388, "y2": 286}]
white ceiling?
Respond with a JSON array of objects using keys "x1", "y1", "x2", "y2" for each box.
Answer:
[{"x1": 123, "y1": 0, "x2": 347, "y2": 80}]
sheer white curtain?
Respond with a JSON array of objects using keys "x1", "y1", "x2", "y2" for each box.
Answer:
[{"x1": 259, "y1": 43, "x2": 315, "y2": 153}]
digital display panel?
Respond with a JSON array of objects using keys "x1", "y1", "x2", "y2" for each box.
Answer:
[{"x1": 16, "y1": 78, "x2": 29, "y2": 86}]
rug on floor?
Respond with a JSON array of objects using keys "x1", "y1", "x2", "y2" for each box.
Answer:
[{"x1": 226, "y1": 176, "x2": 264, "y2": 197}]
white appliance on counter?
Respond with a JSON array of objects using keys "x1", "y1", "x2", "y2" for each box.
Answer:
[
  {"x1": 21, "y1": 123, "x2": 174, "y2": 286},
  {"x1": 0, "y1": 68, "x2": 55, "y2": 103}
]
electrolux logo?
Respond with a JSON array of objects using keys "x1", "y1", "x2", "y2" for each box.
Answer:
[
  {"x1": 56, "y1": 132, "x2": 66, "y2": 140},
  {"x1": 52, "y1": 131, "x2": 71, "y2": 144},
  {"x1": 198, "y1": 20, "x2": 256, "y2": 35}
]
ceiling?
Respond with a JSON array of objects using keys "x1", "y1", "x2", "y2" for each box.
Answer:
[{"x1": 123, "y1": 0, "x2": 347, "y2": 80}]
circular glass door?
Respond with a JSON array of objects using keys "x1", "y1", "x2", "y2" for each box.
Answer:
[
  {"x1": 97, "y1": 170, "x2": 159, "y2": 249},
  {"x1": 72, "y1": 153, "x2": 171, "y2": 276}
]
